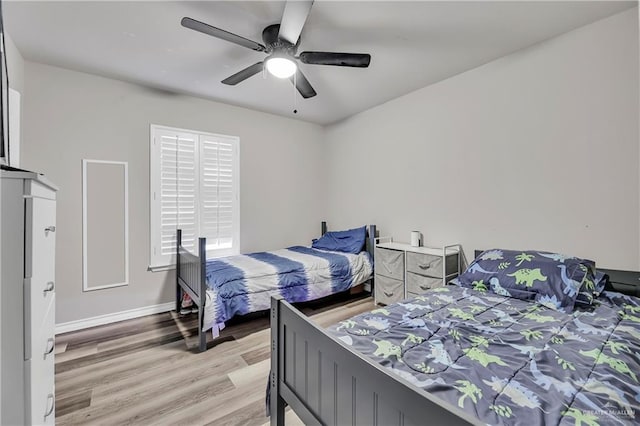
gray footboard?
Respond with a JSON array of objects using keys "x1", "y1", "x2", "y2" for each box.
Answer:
[
  {"x1": 270, "y1": 296, "x2": 480, "y2": 426},
  {"x1": 176, "y1": 229, "x2": 207, "y2": 352}
]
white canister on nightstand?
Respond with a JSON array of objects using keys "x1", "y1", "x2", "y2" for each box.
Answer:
[{"x1": 410, "y1": 231, "x2": 422, "y2": 247}]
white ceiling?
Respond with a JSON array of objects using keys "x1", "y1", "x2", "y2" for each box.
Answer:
[{"x1": 5, "y1": 1, "x2": 637, "y2": 125}]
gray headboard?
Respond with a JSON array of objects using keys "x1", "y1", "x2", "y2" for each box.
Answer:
[
  {"x1": 473, "y1": 250, "x2": 640, "y2": 297},
  {"x1": 599, "y1": 268, "x2": 640, "y2": 297}
]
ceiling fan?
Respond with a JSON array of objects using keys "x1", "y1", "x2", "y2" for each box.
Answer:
[{"x1": 181, "y1": 0, "x2": 371, "y2": 99}]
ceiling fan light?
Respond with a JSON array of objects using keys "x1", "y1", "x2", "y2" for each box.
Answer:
[{"x1": 265, "y1": 56, "x2": 297, "y2": 79}]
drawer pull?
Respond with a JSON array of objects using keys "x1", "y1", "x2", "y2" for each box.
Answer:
[
  {"x1": 44, "y1": 281, "x2": 55, "y2": 293},
  {"x1": 45, "y1": 226, "x2": 56, "y2": 233},
  {"x1": 417, "y1": 263, "x2": 432, "y2": 270},
  {"x1": 383, "y1": 291, "x2": 394, "y2": 297},
  {"x1": 44, "y1": 337, "x2": 55, "y2": 358},
  {"x1": 419, "y1": 284, "x2": 430, "y2": 290},
  {"x1": 44, "y1": 393, "x2": 55, "y2": 419}
]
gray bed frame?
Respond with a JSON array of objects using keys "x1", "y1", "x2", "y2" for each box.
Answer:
[
  {"x1": 176, "y1": 222, "x2": 377, "y2": 352},
  {"x1": 270, "y1": 250, "x2": 640, "y2": 425},
  {"x1": 175, "y1": 228, "x2": 208, "y2": 351}
]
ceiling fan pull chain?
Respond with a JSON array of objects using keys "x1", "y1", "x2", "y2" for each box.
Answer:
[{"x1": 293, "y1": 72, "x2": 298, "y2": 113}]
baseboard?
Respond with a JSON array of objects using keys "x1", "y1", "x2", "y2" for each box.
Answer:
[{"x1": 55, "y1": 301, "x2": 175, "y2": 335}]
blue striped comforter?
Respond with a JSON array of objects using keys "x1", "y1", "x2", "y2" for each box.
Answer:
[{"x1": 202, "y1": 246, "x2": 373, "y2": 336}]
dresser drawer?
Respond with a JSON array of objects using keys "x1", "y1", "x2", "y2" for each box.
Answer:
[
  {"x1": 407, "y1": 272, "x2": 442, "y2": 294},
  {"x1": 26, "y1": 356, "x2": 55, "y2": 425},
  {"x1": 375, "y1": 247, "x2": 404, "y2": 280},
  {"x1": 33, "y1": 296, "x2": 56, "y2": 362},
  {"x1": 24, "y1": 197, "x2": 57, "y2": 280},
  {"x1": 24, "y1": 277, "x2": 55, "y2": 360},
  {"x1": 406, "y1": 252, "x2": 458, "y2": 278},
  {"x1": 25, "y1": 180, "x2": 57, "y2": 200},
  {"x1": 375, "y1": 274, "x2": 404, "y2": 305},
  {"x1": 26, "y1": 298, "x2": 55, "y2": 425}
]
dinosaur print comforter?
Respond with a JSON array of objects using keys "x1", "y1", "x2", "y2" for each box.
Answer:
[{"x1": 329, "y1": 285, "x2": 640, "y2": 425}]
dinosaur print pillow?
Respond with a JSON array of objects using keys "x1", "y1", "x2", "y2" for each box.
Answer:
[
  {"x1": 575, "y1": 270, "x2": 608, "y2": 306},
  {"x1": 456, "y1": 249, "x2": 598, "y2": 313}
]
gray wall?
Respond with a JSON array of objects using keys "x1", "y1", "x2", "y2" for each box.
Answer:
[
  {"x1": 324, "y1": 8, "x2": 639, "y2": 269},
  {"x1": 21, "y1": 61, "x2": 326, "y2": 324}
]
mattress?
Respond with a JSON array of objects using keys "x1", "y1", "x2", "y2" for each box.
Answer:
[
  {"x1": 328, "y1": 285, "x2": 640, "y2": 425},
  {"x1": 203, "y1": 246, "x2": 373, "y2": 336}
]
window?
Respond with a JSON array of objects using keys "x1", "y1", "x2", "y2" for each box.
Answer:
[{"x1": 150, "y1": 125, "x2": 239, "y2": 268}]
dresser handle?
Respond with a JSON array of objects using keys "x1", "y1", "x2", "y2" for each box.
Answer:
[
  {"x1": 44, "y1": 393, "x2": 55, "y2": 419},
  {"x1": 44, "y1": 338, "x2": 55, "y2": 359},
  {"x1": 44, "y1": 281, "x2": 55, "y2": 293},
  {"x1": 383, "y1": 291, "x2": 394, "y2": 297},
  {"x1": 417, "y1": 263, "x2": 432, "y2": 270},
  {"x1": 419, "y1": 284, "x2": 430, "y2": 290},
  {"x1": 45, "y1": 226, "x2": 56, "y2": 233}
]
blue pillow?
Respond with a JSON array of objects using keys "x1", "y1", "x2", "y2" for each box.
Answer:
[
  {"x1": 456, "y1": 249, "x2": 597, "y2": 313},
  {"x1": 312, "y1": 226, "x2": 366, "y2": 254}
]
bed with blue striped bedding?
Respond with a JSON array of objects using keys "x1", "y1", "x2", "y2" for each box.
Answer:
[{"x1": 202, "y1": 246, "x2": 373, "y2": 337}]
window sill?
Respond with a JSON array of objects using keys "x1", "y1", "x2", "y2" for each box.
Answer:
[{"x1": 148, "y1": 264, "x2": 176, "y2": 272}]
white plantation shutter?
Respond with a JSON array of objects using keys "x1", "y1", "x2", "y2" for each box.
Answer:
[
  {"x1": 150, "y1": 125, "x2": 239, "y2": 268},
  {"x1": 199, "y1": 134, "x2": 239, "y2": 252}
]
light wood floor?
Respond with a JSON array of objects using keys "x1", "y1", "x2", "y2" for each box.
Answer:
[{"x1": 54, "y1": 293, "x2": 375, "y2": 426}]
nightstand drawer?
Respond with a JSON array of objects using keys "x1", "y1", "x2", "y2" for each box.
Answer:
[
  {"x1": 406, "y1": 252, "x2": 458, "y2": 278},
  {"x1": 375, "y1": 274, "x2": 404, "y2": 305},
  {"x1": 375, "y1": 247, "x2": 404, "y2": 280},
  {"x1": 407, "y1": 272, "x2": 442, "y2": 294}
]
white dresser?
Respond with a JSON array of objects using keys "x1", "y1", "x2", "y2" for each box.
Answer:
[
  {"x1": 1, "y1": 169, "x2": 57, "y2": 425},
  {"x1": 374, "y1": 242, "x2": 460, "y2": 305}
]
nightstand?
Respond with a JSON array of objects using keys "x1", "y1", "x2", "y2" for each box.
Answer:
[{"x1": 374, "y1": 242, "x2": 461, "y2": 305}]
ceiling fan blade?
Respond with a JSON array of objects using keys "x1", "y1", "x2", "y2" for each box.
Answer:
[
  {"x1": 278, "y1": 0, "x2": 314, "y2": 45},
  {"x1": 299, "y1": 52, "x2": 371, "y2": 67},
  {"x1": 181, "y1": 17, "x2": 266, "y2": 52},
  {"x1": 289, "y1": 69, "x2": 317, "y2": 99},
  {"x1": 221, "y1": 62, "x2": 264, "y2": 85}
]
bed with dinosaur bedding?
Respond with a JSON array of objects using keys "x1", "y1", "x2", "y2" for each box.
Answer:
[{"x1": 270, "y1": 249, "x2": 640, "y2": 425}]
